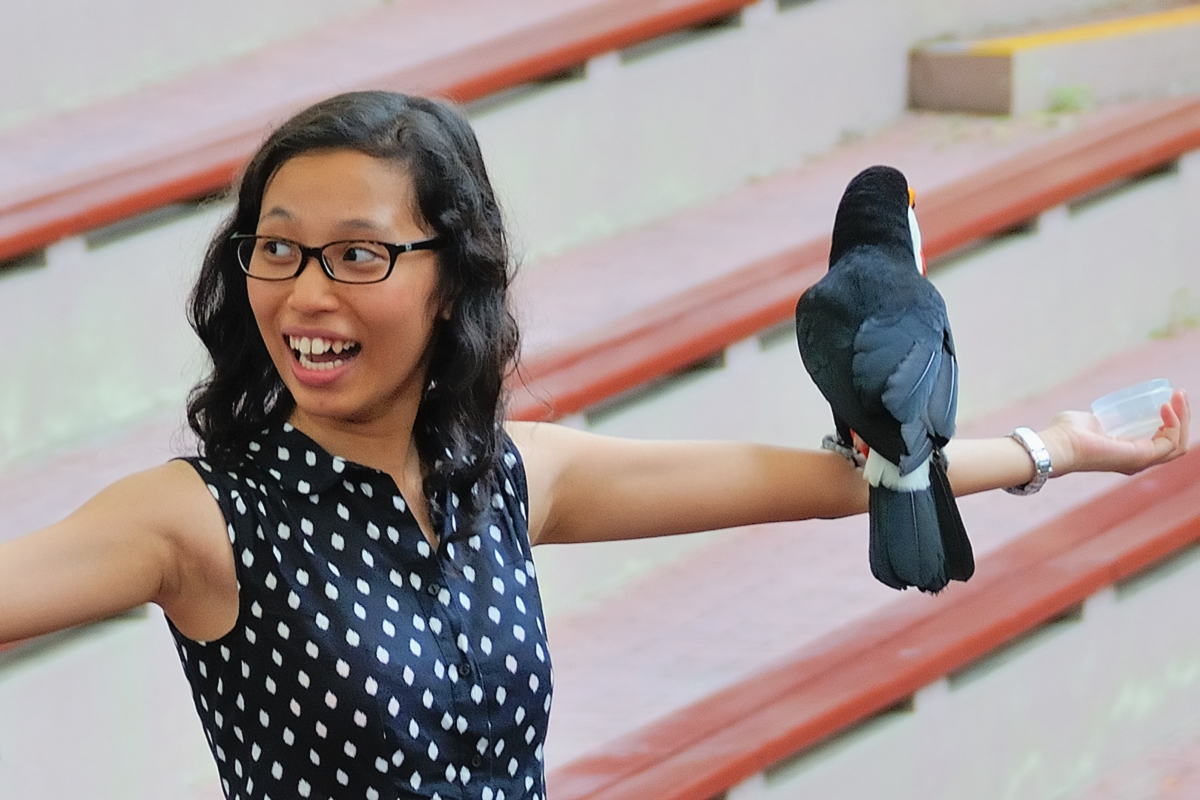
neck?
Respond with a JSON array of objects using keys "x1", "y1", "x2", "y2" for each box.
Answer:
[{"x1": 289, "y1": 401, "x2": 422, "y2": 481}]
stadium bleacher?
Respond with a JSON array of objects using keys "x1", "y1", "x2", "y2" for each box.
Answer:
[{"x1": 1, "y1": 1, "x2": 1198, "y2": 798}]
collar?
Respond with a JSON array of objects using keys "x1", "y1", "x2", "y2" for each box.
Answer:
[{"x1": 244, "y1": 422, "x2": 371, "y2": 496}]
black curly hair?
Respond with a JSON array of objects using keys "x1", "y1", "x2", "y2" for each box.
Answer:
[{"x1": 187, "y1": 91, "x2": 519, "y2": 530}]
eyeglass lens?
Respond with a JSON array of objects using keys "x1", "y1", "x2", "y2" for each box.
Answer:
[{"x1": 237, "y1": 237, "x2": 394, "y2": 283}]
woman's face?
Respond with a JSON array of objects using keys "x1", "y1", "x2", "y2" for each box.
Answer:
[{"x1": 247, "y1": 148, "x2": 445, "y2": 432}]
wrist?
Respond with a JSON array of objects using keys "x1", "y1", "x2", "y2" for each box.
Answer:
[
  {"x1": 1037, "y1": 425, "x2": 1075, "y2": 477},
  {"x1": 1005, "y1": 427, "x2": 1054, "y2": 495}
]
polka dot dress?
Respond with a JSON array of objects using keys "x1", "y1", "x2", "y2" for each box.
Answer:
[{"x1": 168, "y1": 423, "x2": 552, "y2": 800}]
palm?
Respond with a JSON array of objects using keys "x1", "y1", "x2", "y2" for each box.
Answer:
[{"x1": 1049, "y1": 389, "x2": 1189, "y2": 476}]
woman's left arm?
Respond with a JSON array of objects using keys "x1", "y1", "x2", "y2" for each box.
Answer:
[{"x1": 508, "y1": 389, "x2": 1189, "y2": 546}]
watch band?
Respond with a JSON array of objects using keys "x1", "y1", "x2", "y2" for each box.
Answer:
[{"x1": 1005, "y1": 426, "x2": 1052, "y2": 495}]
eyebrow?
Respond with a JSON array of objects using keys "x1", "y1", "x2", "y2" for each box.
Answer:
[{"x1": 258, "y1": 207, "x2": 389, "y2": 235}]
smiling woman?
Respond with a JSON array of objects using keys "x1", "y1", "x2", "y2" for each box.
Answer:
[{"x1": 0, "y1": 91, "x2": 1189, "y2": 800}]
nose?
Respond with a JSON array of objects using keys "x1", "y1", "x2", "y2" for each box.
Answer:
[{"x1": 286, "y1": 253, "x2": 339, "y2": 313}]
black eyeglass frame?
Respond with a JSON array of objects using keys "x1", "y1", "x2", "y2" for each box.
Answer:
[{"x1": 231, "y1": 233, "x2": 446, "y2": 284}]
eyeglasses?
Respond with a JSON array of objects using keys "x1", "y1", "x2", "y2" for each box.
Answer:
[{"x1": 231, "y1": 233, "x2": 445, "y2": 284}]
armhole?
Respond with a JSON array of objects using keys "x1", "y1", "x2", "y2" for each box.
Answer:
[
  {"x1": 497, "y1": 433, "x2": 533, "y2": 558},
  {"x1": 170, "y1": 456, "x2": 247, "y2": 645}
]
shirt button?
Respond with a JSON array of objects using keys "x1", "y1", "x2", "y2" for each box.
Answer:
[
  {"x1": 426, "y1": 583, "x2": 440, "y2": 596},
  {"x1": 460, "y1": 663, "x2": 472, "y2": 677},
  {"x1": 472, "y1": 754, "x2": 482, "y2": 768}
]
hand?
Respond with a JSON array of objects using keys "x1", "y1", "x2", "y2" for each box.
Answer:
[{"x1": 1041, "y1": 389, "x2": 1190, "y2": 477}]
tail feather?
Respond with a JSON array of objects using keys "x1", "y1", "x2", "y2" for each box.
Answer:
[
  {"x1": 930, "y1": 449, "x2": 973, "y2": 581},
  {"x1": 869, "y1": 484, "x2": 946, "y2": 592}
]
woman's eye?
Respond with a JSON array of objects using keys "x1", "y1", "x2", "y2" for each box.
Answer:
[
  {"x1": 261, "y1": 239, "x2": 295, "y2": 260},
  {"x1": 341, "y1": 244, "x2": 387, "y2": 264}
]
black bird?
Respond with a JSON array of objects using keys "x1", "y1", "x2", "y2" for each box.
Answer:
[{"x1": 795, "y1": 165, "x2": 973, "y2": 593}]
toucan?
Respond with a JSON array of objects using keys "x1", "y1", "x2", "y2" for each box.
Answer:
[{"x1": 795, "y1": 165, "x2": 973, "y2": 593}]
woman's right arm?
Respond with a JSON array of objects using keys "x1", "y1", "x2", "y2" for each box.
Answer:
[{"x1": 0, "y1": 461, "x2": 236, "y2": 645}]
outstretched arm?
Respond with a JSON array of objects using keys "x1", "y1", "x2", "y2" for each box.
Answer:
[
  {"x1": 0, "y1": 461, "x2": 234, "y2": 645},
  {"x1": 510, "y1": 389, "x2": 1189, "y2": 546}
]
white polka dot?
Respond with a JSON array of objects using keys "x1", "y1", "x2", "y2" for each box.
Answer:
[
  {"x1": 325, "y1": 691, "x2": 337, "y2": 709},
  {"x1": 336, "y1": 660, "x2": 350, "y2": 678}
]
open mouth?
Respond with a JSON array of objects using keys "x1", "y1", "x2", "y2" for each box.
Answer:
[{"x1": 287, "y1": 335, "x2": 362, "y2": 372}]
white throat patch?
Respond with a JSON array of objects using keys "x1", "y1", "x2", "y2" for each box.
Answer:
[{"x1": 908, "y1": 205, "x2": 924, "y2": 275}]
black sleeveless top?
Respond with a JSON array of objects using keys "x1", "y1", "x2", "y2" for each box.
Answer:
[{"x1": 168, "y1": 423, "x2": 552, "y2": 800}]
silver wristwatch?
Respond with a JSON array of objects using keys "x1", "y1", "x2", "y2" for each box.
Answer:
[{"x1": 1005, "y1": 426, "x2": 1052, "y2": 495}]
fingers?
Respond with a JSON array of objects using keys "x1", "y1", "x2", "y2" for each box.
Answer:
[{"x1": 1148, "y1": 388, "x2": 1189, "y2": 464}]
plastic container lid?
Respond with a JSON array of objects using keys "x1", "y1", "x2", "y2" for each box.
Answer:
[{"x1": 1091, "y1": 378, "x2": 1173, "y2": 439}]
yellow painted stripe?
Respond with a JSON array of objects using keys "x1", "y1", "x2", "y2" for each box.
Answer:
[{"x1": 967, "y1": 5, "x2": 1200, "y2": 56}]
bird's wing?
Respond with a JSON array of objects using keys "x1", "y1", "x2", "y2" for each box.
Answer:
[
  {"x1": 851, "y1": 294, "x2": 954, "y2": 473},
  {"x1": 927, "y1": 327, "x2": 958, "y2": 444}
]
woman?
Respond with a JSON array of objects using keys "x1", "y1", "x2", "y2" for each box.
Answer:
[{"x1": 0, "y1": 92, "x2": 1189, "y2": 800}]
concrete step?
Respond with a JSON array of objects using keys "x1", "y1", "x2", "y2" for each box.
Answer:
[{"x1": 910, "y1": 5, "x2": 1200, "y2": 115}]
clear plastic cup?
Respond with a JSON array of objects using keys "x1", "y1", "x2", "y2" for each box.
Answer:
[{"x1": 1091, "y1": 379, "x2": 1174, "y2": 439}]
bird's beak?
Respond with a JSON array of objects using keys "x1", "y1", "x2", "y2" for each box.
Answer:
[{"x1": 908, "y1": 186, "x2": 916, "y2": 208}]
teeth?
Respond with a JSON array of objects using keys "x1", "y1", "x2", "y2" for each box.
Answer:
[
  {"x1": 288, "y1": 335, "x2": 359, "y2": 364},
  {"x1": 297, "y1": 354, "x2": 347, "y2": 371}
]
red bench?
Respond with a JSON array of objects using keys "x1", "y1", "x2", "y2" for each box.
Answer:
[{"x1": 0, "y1": 0, "x2": 757, "y2": 264}]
